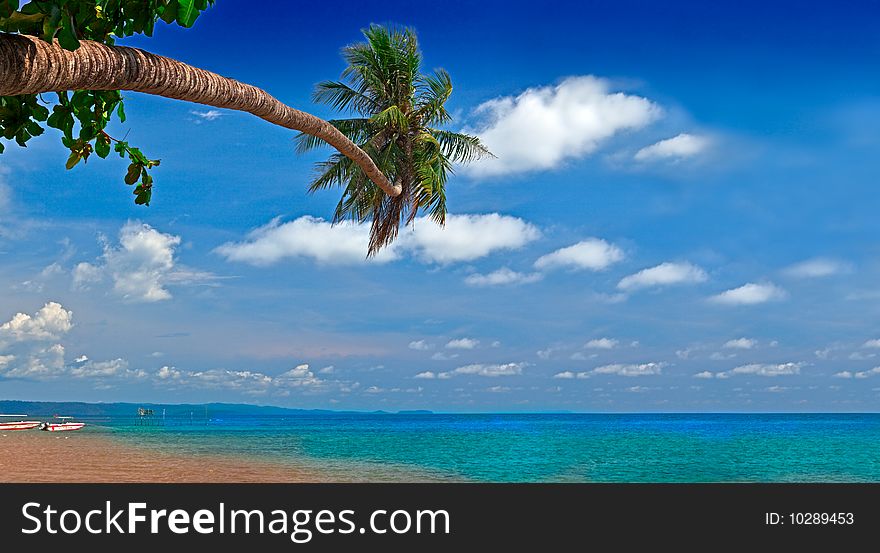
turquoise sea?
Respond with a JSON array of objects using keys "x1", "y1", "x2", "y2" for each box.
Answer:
[{"x1": 87, "y1": 413, "x2": 880, "y2": 482}]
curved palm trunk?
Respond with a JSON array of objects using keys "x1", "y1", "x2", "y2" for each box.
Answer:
[{"x1": 0, "y1": 33, "x2": 402, "y2": 197}]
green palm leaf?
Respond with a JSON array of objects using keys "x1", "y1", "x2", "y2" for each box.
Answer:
[{"x1": 302, "y1": 25, "x2": 492, "y2": 255}]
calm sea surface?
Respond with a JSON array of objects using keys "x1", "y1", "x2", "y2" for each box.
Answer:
[{"x1": 90, "y1": 413, "x2": 880, "y2": 482}]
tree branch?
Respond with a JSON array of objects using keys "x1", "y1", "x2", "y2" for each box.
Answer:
[{"x1": 0, "y1": 32, "x2": 402, "y2": 197}]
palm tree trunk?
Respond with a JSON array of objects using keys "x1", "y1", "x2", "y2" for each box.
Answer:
[{"x1": 0, "y1": 33, "x2": 402, "y2": 197}]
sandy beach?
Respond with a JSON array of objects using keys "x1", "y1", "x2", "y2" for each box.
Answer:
[{"x1": 0, "y1": 431, "x2": 329, "y2": 483}]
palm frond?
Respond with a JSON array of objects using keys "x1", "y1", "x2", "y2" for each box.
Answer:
[
  {"x1": 429, "y1": 129, "x2": 494, "y2": 164},
  {"x1": 312, "y1": 80, "x2": 379, "y2": 115}
]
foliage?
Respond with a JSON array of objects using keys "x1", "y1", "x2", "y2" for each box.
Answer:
[
  {"x1": 0, "y1": 0, "x2": 214, "y2": 205},
  {"x1": 296, "y1": 25, "x2": 492, "y2": 254}
]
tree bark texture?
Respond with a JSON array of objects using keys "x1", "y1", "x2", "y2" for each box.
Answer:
[{"x1": 0, "y1": 33, "x2": 402, "y2": 197}]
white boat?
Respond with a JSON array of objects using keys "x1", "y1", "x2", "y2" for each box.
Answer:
[
  {"x1": 39, "y1": 416, "x2": 85, "y2": 432},
  {"x1": 0, "y1": 414, "x2": 41, "y2": 431}
]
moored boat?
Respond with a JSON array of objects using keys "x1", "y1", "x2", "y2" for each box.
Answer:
[
  {"x1": 39, "y1": 416, "x2": 85, "y2": 432},
  {"x1": 0, "y1": 414, "x2": 41, "y2": 431}
]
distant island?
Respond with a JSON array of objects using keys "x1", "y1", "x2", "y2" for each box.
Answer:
[{"x1": 0, "y1": 400, "x2": 433, "y2": 418}]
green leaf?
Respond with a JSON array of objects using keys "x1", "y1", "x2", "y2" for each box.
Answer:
[
  {"x1": 159, "y1": 0, "x2": 179, "y2": 24},
  {"x1": 65, "y1": 151, "x2": 81, "y2": 170},
  {"x1": 57, "y1": 23, "x2": 80, "y2": 50},
  {"x1": 95, "y1": 137, "x2": 110, "y2": 158},
  {"x1": 0, "y1": 1, "x2": 20, "y2": 19},
  {"x1": 116, "y1": 102, "x2": 126, "y2": 123},
  {"x1": 124, "y1": 163, "x2": 141, "y2": 185},
  {"x1": 176, "y1": 0, "x2": 199, "y2": 27}
]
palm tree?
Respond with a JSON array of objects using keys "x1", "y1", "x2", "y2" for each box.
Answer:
[{"x1": 295, "y1": 25, "x2": 493, "y2": 255}]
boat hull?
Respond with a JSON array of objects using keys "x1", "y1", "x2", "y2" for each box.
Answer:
[
  {"x1": 0, "y1": 421, "x2": 41, "y2": 431},
  {"x1": 42, "y1": 422, "x2": 85, "y2": 432}
]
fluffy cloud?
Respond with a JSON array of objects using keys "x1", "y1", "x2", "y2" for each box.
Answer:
[
  {"x1": 713, "y1": 362, "x2": 802, "y2": 378},
  {"x1": 553, "y1": 363, "x2": 663, "y2": 379},
  {"x1": 464, "y1": 267, "x2": 542, "y2": 287},
  {"x1": 585, "y1": 338, "x2": 618, "y2": 349},
  {"x1": 634, "y1": 133, "x2": 710, "y2": 161},
  {"x1": 534, "y1": 239, "x2": 624, "y2": 272},
  {"x1": 158, "y1": 363, "x2": 326, "y2": 395},
  {"x1": 408, "y1": 340, "x2": 434, "y2": 351},
  {"x1": 69, "y1": 357, "x2": 135, "y2": 379},
  {"x1": 215, "y1": 216, "x2": 399, "y2": 266},
  {"x1": 75, "y1": 222, "x2": 214, "y2": 302},
  {"x1": 783, "y1": 258, "x2": 850, "y2": 278},
  {"x1": 217, "y1": 214, "x2": 539, "y2": 266},
  {"x1": 0, "y1": 302, "x2": 73, "y2": 344},
  {"x1": 464, "y1": 76, "x2": 661, "y2": 177},
  {"x1": 401, "y1": 214, "x2": 540, "y2": 264},
  {"x1": 854, "y1": 367, "x2": 880, "y2": 379},
  {"x1": 693, "y1": 371, "x2": 715, "y2": 379},
  {"x1": 862, "y1": 339, "x2": 880, "y2": 349},
  {"x1": 438, "y1": 362, "x2": 526, "y2": 378},
  {"x1": 589, "y1": 362, "x2": 665, "y2": 377},
  {"x1": 413, "y1": 371, "x2": 436, "y2": 379},
  {"x1": 723, "y1": 338, "x2": 757, "y2": 350},
  {"x1": 709, "y1": 283, "x2": 787, "y2": 306},
  {"x1": 832, "y1": 368, "x2": 880, "y2": 379},
  {"x1": 617, "y1": 262, "x2": 707, "y2": 291},
  {"x1": 446, "y1": 338, "x2": 480, "y2": 350}
]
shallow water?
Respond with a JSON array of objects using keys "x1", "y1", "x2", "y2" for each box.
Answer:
[{"x1": 91, "y1": 413, "x2": 880, "y2": 482}]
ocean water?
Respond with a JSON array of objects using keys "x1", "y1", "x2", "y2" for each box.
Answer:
[{"x1": 92, "y1": 413, "x2": 880, "y2": 482}]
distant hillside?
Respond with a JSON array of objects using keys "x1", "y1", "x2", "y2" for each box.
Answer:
[{"x1": 0, "y1": 400, "x2": 432, "y2": 417}]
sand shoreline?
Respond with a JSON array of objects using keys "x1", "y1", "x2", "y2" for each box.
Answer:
[{"x1": 0, "y1": 430, "x2": 333, "y2": 483}]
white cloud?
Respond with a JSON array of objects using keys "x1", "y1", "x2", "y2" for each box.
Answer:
[
  {"x1": 446, "y1": 338, "x2": 480, "y2": 350},
  {"x1": 431, "y1": 352, "x2": 459, "y2": 361},
  {"x1": 69, "y1": 357, "x2": 130, "y2": 379},
  {"x1": 855, "y1": 367, "x2": 880, "y2": 379},
  {"x1": 465, "y1": 267, "x2": 542, "y2": 287},
  {"x1": 438, "y1": 362, "x2": 526, "y2": 378},
  {"x1": 464, "y1": 76, "x2": 661, "y2": 177},
  {"x1": 217, "y1": 214, "x2": 539, "y2": 266},
  {"x1": 585, "y1": 338, "x2": 618, "y2": 349},
  {"x1": 215, "y1": 216, "x2": 399, "y2": 266},
  {"x1": 617, "y1": 262, "x2": 707, "y2": 291},
  {"x1": 723, "y1": 338, "x2": 757, "y2": 350},
  {"x1": 554, "y1": 363, "x2": 663, "y2": 379},
  {"x1": 589, "y1": 362, "x2": 665, "y2": 377},
  {"x1": 190, "y1": 109, "x2": 223, "y2": 122},
  {"x1": 634, "y1": 133, "x2": 710, "y2": 161},
  {"x1": 693, "y1": 371, "x2": 715, "y2": 379},
  {"x1": 0, "y1": 302, "x2": 73, "y2": 344},
  {"x1": 862, "y1": 339, "x2": 880, "y2": 349},
  {"x1": 783, "y1": 258, "x2": 850, "y2": 278},
  {"x1": 534, "y1": 239, "x2": 624, "y2": 272},
  {"x1": 76, "y1": 222, "x2": 213, "y2": 302},
  {"x1": 401, "y1": 214, "x2": 540, "y2": 264},
  {"x1": 414, "y1": 371, "x2": 436, "y2": 379},
  {"x1": 832, "y1": 371, "x2": 853, "y2": 379},
  {"x1": 709, "y1": 283, "x2": 787, "y2": 306},
  {"x1": 716, "y1": 362, "x2": 802, "y2": 378},
  {"x1": 408, "y1": 340, "x2": 434, "y2": 351},
  {"x1": 156, "y1": 365, "x2": 182, "y2": 380},
  {"x1": 0, "y1": 344, "x2": 66, "y2": 379}
]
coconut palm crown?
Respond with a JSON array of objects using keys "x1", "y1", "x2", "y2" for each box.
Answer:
[{"x1": 295, "y1": 25, "x2": 493, "y2": 255}]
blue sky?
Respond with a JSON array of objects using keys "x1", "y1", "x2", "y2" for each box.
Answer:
[{"x1": 1, "y1": 0, "x2": 880, "y2": 411}]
